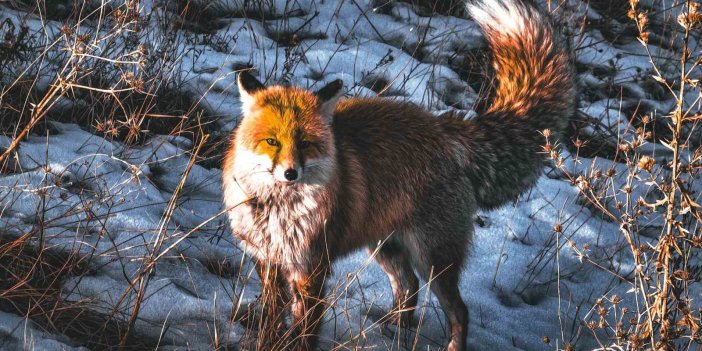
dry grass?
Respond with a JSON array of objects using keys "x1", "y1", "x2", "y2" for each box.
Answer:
[
  {"x1": 550, "y1": 1, "x2": 702, "y2": 349},
  {"x1": 0, "y1": 233, "x2": 157, "y2": 350}
]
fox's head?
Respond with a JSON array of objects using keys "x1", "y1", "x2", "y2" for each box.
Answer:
[{"x1": 229, "y1": 71, "x2": 342, "y2": 191}]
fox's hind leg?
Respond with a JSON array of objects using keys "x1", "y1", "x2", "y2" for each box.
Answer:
[
  {"x1": 403, "y1": 178, "x2": 474, "y2": 351},
  {"x1": 371, "y1": 240, "x2": 419, "y2": 327},
  {"x1": 405, "y1": 228, "x2": 469, "y2": 351}
]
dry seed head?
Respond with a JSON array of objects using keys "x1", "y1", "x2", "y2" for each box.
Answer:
[
  {"x1": 637, "y1": 12, "x2": 648, "y2": 27},
  {"x1": 117, "y1": 9, "x2": 128, "y2": 22},
  {"x1": 576, "y1": 176, "x2": 589, "y2": 190},
  {"x1": 639, "y1": 31, "x2": 649, "y2": 43},
  {"x1": 638, "y1": 155, "x2": 655, "y2": 172},
  {"x1": 678, "y1": 7, "x2": 702, "y2": 29},
  {"x1": 631, "y1": 138, "x2": 641, "y2": 149},
  {"x1": 598, "y1": 306, "x2": 607, "y2": 317},
  {"x1": 628, "y1": 8, "x2": 637, "y2": 20},
  {"x1": 122, "y1": 71, "x2": 135, "y2": 82},
  {"x1": 554, "y1": 223, "x2": 563, "y2": 233},
  {"x1": 130, "y1": 78, "x2": 144, "y2": 90},
  {"x1": 555, "y1": 157, "x2": 564, "y2": 168},
  {"x1": 629, "y1": 334, "x2": 641, "y2": 349},
  {"x1": 60, "y1": 25, "x2": 72, "y2": 36}
]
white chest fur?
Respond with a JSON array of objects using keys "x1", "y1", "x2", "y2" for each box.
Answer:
[{"x1": 222, "y1": 176, "x2": 328, "y2": 268}]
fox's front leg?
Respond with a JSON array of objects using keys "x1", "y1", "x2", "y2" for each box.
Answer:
[
  {"x1": 286, "y1": 266, "x2": 329, "y2": 351},
  {"x1": 253, "y1": 260, "x2": 290, "y2": 340}
]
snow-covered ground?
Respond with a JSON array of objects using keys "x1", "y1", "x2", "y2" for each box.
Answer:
[{"x1": 0, "y1": 0, "x2": 697, "y2": 350}]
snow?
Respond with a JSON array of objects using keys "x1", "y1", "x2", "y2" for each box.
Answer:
[
  {"x1": 0, "y1": 311, "x2": 88, "y2": 351},
  {"x1": 0, "y1": 0, "x2": 698, "y2": 350}
]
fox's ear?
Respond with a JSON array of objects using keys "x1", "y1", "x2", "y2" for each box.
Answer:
[
  {"x1": 315, "y1": 79, "x2": 344, "y2": 121},
  {"x1": 237, "y1": 71, "x2": 265, "y2": 112}
]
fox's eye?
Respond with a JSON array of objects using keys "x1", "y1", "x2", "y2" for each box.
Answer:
[
  {"x1": 299, "y1": 140, "x2": 312, "y2": 149},
  {"x1": 265, "y1": 138, "x2": 279, "y2": 146}
]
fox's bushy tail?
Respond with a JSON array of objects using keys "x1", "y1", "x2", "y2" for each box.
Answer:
[{"x1": 458, "y1": 0, "x2": 575, "y2": 209}]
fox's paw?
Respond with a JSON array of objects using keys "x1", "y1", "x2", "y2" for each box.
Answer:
[
  {"x1": 231, "y1": 297, "x2": 287, "y2": 332},
  {"x1": 230, "y1": 299, "x2": 261, "y2": 330},
  {"x1": 367, "y1": 304, "x2": 417, "y2": 329},
  {"x1": 368, "y1": 307, "x2": 418, "y2": 349},
  {"x1": 233, "y1": 298, "x2": 293, "y2": 351},
  {"x1": 383, "y1": 309, "x2": 417, "y2": 329}
]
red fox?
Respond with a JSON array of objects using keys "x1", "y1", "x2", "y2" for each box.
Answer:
[{"x1": 222, "y1": 0, "x2": 574, "y2": 350}]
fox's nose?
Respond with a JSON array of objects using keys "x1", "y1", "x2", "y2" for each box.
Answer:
[{"x1": 283, "y1": 169, "x2": 298, "y2": 181}]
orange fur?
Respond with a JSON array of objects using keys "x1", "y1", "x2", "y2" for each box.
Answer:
[{"x1": 235, "y1": 87, "x2": 333, "y2": 172}]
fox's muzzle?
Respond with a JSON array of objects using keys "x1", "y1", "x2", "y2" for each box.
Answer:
[{"x1": 274, "y1": 163, "x2": 303, "y2": 183}]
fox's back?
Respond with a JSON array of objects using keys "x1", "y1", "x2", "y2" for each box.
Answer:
[
  {"x1": 333, "y1": 98, "x2": 461, "y2": 175},
  {"x1": 330, "y1": 98, "x2": 469, "y2": 241}
]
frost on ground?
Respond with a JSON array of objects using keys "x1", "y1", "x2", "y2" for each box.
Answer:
[{"x1": 0, "y1": 0, "x2": 698, "y2": 350}]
